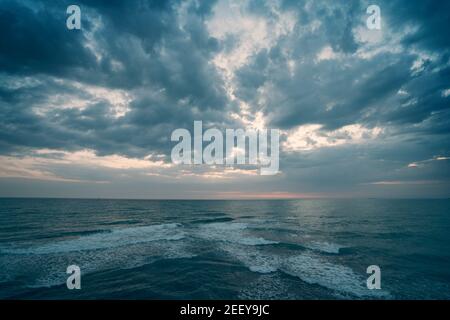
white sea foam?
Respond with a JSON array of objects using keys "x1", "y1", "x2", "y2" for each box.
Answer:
[
  {"x1": 197, "y1": 222, "x2": 278, "y2": 246},
  {"x1": 0, "y1": 224, "x2": 194, "y2": 291},
  {"x1": 24, "y1": 239, "x2": 195, "y2": 289},
  {"x1": 4, "y1": 223, "x2": 185, "y2": 254},
  {"x1": 1, "y1": 220, "x2": 390, "y2": 298},
  {"x1": 282, "y1": 254, "x2": 390, "y2": 298},
  {"x1": 225, "y1": 245, "x2": 280, "y2": 274},
  {"x1": 304, "y1": 241, "x2": 344, "y2": 254},
  {"x1": 217, "y1": 241, "x2": 390, "y2": 298}
]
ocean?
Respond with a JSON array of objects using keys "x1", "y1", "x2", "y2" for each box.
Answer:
[{"x1": 0, "y1": 198, "x2": 449, "y2": 299}]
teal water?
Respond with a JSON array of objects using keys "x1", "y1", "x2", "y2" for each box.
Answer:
[{"x1": 0, "y1": 199, "x2": 449, "y2": 299}]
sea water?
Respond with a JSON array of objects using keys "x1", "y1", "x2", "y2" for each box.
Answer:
[{"x1": 0, "y1": 198, "x2": 449, "y2": 299}]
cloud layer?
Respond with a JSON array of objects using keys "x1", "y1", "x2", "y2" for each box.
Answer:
[{"x1": 0, "y1": 0, "x2": 449, "y2": 198}]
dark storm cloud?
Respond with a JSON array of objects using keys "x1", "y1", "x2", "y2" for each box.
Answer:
[
  {"x1": 236, "y1": 49, "x2": 418, "y2": 130},
  {"x1": 0, "y1": 77, "x2": 87, "y2": 153},
  {"x1": 0, "y1": 0, "x2": 97, "y2": 76},
  {"x1": 381, "y1": 63, "x2": 450, "y2": 127},
  {"x1": 0, "y1": 0, "x2": 234, "y2": 158},
  {"x1": 229, "y1": 0, "x2": 449, "y2": 197},
  {"x1": 0, "y1": 0, "x2": 449, "y2": 198},
  {"x1": 234, "y1": 0, "x2": 450, "y2": 133},
  {"x1": 73, "y1": 0, "x2": 227, "y2": 105},
  {"x1": 380, "y1": 0, "x2": 450, "y2": 51}
]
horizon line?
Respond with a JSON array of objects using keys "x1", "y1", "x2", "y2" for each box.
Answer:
[{"x1": 0, "y1": 196, "x2": 449, "y2": 201}]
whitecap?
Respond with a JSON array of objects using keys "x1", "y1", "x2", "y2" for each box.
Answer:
[
  {"x1": 3, "y1": 223, "x2": 185, "y2": 254},
  {"x1": 213, "y1": 241, "x2": 390, "y2": 298},
  {"x1": 196, "y1": 222, "x2": 278, "y2": 246},
  {"x1": 304, "y1": 241, "x2": 344, "y2": 254},
  {"x1": 282, "y1": 254, "x2": 390, "y2": 298}
]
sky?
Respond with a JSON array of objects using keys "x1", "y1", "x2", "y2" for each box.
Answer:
[{"x1": 0, "y1": 0, "x2": 449, "y2": 199}]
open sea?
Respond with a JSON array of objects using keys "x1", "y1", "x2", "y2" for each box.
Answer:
[{"x1": 0, "y1": 198, "x2": 449, "y2": 299}]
